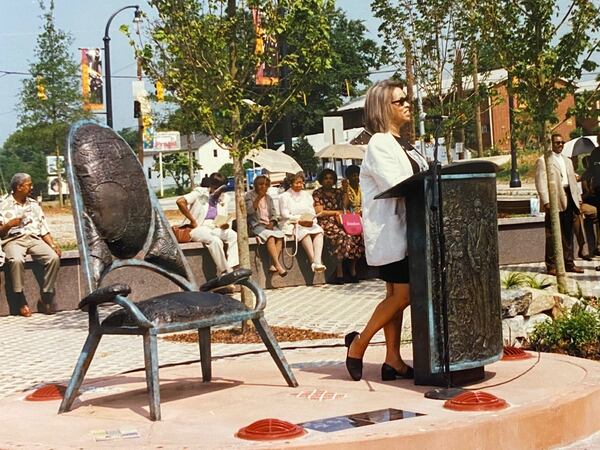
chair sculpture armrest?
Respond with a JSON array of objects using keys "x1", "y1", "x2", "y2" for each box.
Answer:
[
  {"x1": 199, "y1": 268, "x2": 252, "y2": 292},
  {"x1": 79, "y1": 283, "x2": 153, "y2": 328}
]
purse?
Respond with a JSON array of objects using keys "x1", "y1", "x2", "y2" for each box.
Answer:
[
  {"x1": 297, "y1": 213, "x2": 314, "y2": 228},
  {"x1": 172, "y1": 224, "x2": 193, "y2": 243},
  {"x1": 340, "y1": 212, "x2": 363, "y2": 236}
]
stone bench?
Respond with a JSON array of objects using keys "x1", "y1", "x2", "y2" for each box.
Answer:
[
  {"x1": 1, "y1": 219, "x2": 548, "y2": 316},
  {"x1": 0, "y1": 237, "x2": 376, "y2": 316}
]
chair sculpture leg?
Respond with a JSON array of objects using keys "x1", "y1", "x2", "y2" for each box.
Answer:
[
  {"x1": 59, "y1": 332, "x2": 102, "y2": 413},
  {"x1": 143, "y1": 332, "x2": 161, "y2": 421},
  {"x1": 198, "y1": 327, "x2": 212, "y2": 382},
  {"x1": 252, "y1": 316, "x2": 298, "y2": 387}
]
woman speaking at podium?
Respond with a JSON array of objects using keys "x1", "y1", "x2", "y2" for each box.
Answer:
[{"x1": 345, "y1": 79, "x2": 428, "y2": 381}]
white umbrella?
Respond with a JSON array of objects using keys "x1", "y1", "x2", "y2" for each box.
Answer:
[
  {"x1": 245, "y1": 148, "x2": 302, "y2": 174},
  {"x1": 315, "y1": 143, "x2": 366, "y2": 160},
  {"x1": 562, "y1": 136, "x2": 598, "y2": 158}
]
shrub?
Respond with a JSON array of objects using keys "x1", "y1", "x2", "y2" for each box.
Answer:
[
  {"x1": 529, "y1": 303, "x2": 600, "y2": 360},
  {"x1": 522, "y1": 274, "x2": 553, "y2": 290}
]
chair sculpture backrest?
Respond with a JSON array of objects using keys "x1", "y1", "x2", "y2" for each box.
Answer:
[{"x1": 66, "y1": 121, "x2": 197, "y2": 295}]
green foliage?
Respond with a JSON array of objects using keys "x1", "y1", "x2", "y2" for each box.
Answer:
[
  {"x1": 529, "y1": 303, "x2": 600, "y2": 359},
  {"x1": 218, "y1": 161, "x2": 253, "y2": 178},
  {"x1": 287, "y1": 8, "x2": 382, "y2": 134},
  {"x1": 501, "y1": 272, "x2": 527, "y2": 289},
  {"x1": 129, "y1": 0, "x2": 334, "y2": 158},
  {"x1": 153, "y1": 152, "x2": 202, "y2": 195},
  {"x1": 371, "y1": 0, "x2": 488, "y2": 152},
  {"x1": 522, "y1": 274, "x2": 553, "y2": 290},
  {"x1": 290, "y1": 138, "x2": 318, "y2": 177},
  {"x1": 0, "y1": 125, "x2": 55, "y2": 196},
  {"x1": 117, "y1": 127, "x2": 140, "y2": 151},
  {"x1": 18, "y1": 0, "x2": 88, "y2": 137}
]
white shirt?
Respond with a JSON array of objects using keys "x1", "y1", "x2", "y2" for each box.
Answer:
[
  {"x1": 182, "y1": 187, "x2": 230, "y2": 227},
  {"x1": 360, "y1": 132, "x2": 418, "y2": 266},
  {"x1": 552, "y1": 152, "x2": 569, "y2": 187}
]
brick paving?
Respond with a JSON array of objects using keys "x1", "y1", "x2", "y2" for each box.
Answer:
[{"x1": 0, "y1": 280, "x2": 398, "y2": 399}]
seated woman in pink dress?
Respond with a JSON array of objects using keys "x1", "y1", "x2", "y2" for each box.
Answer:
[
  {"x1": 279, "y1": 172, "x2": 326, "y2": 272},
  {"x1": 245, "y1": 175, "x2": 287, "y2": 277}
]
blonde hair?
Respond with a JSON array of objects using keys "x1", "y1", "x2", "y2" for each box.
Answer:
[{"x1": 364, "y1": 79, "x2": 405, "y2": 134}]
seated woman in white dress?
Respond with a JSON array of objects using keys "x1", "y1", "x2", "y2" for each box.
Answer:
[
  {"x1": 245, "y1": 175, "x2": 287, "y2": 277},
  {"x1": 279, "y1": 172, "x2": 326, "y2": 272}
]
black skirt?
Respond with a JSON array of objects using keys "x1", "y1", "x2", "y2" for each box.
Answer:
[{"x1": 378, "y1": 258, "x2": 410, "y2": 284}]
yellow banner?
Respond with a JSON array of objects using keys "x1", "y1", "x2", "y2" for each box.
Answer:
[{"x1": 81, "y1": 48, "x2": 104, "y2": 110}]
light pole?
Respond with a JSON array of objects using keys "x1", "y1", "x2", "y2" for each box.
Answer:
[{"x1": 104, "y1": 5, "x2": 141, "y2": 129}]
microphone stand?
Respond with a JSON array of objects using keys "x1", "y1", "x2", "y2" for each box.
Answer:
[{"x1": 424, "y1": 118, "x2": 465, "y2": 400}]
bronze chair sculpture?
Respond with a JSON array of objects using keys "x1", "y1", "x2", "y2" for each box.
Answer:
[{"x1": 58, "y1": 121, "x2": 297, "y2": 421}]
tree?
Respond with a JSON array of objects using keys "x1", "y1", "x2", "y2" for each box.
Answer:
[
  {"x1": 118, "y1": 127, "x2": 140, "y2": 150},
  {"x1": 153, "y1": 152, "x2": 202, "y2": 195},
  {"x1": 480, "y1": 0, "x2": 600, "y2": 291},
  {"x1": 290, "y1": 137, "x2": 318, "y2": 177},
  {"x1": 285, "y1": 8, "x2": 382, "y2": 135},
  {"x1": 17, "y1": 0, "x2": 89, "y2": 205},
  {"x1": 127, "y1": 0, "x2": 333, "y2": 318},
  {"x1": 371, "y1": 0, "x2": 487, "y2": 159}
]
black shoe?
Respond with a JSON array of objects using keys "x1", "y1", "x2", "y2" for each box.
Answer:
[
  {"x1": 578, "y1": 251, "x2": 592, "y2": 261},
  {"x1": 381, "y1": 363, "x2": 414, "y2": 381},
  {"x1": 349, "y1": 275, "x2": 359, "y2": 284},
  {"x1": 331, "y1": 277, "x2": 345, "y2": 285},
  {"x1": 344, "y1": 332, "x2": 362, "y2": 381}
]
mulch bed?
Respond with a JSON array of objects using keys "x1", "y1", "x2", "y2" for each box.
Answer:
[{"x1": 163, "y1": 325, "x2": 341, "y2": 344}]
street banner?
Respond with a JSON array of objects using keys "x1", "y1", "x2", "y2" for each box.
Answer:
[
  {"x1": 81, "y1": 48, "x2": 104, "y2": 110},
  {"x1": 252, "y1": 9, "x2": 279, "y2": 86}
]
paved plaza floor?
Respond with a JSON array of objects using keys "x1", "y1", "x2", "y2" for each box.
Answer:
[{"x1": 1, "y1": 262, "x2": 599, "y2": 448}]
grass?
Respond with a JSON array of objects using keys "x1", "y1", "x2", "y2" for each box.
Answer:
[{"x1": 501, "y1": 271, "x2": 554, "y2": 290}]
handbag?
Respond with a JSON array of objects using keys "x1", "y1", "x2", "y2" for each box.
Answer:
[
  {"x1": 172, "y1": 224, "x2": 193, "y2": 243},
  {"x1": 340, "y1": 211, "x2": 363, "y2": 236}
]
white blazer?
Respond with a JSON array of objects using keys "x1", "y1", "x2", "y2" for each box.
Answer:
[
  {"x1": 360, "y1": 132, "x2": 419, "y2": 266},
  {"x1": 183, "y1": 187, "x2": 231, "y2": 227}
]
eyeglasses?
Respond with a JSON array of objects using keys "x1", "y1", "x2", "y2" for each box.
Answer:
[
  {"x1": 391, "y1": 97, "x2": 409, "y2": 106},
  {"x1": 552, "y1": 141, "x2": 564, "y2": 146}
]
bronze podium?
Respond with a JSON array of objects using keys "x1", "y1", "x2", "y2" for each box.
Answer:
[{"x1": 376, "y1": 161, "x2": 503, "y2": 386}]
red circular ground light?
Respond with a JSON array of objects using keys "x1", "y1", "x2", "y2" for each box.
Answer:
[
  {"x1": 444, "y1": 391, "x2": 509, "y2": 412},
  {"x1": 502, "y1": 345, "x2": 533, "y2": 360},
  {"x1": 25, "y1": 384, "x2": 67, "y2": 402},
  {"x1": 236, "y1": 418, "x2": 306, "y2": 441}
]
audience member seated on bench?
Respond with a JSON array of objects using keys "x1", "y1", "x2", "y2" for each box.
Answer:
[
  {"x1": 245, "y1": 175, "x2": 287, "y2": 277},
  {"x1": 176, "y1": 172, "x2": 238, "y2": 276},
  {"x1": 0, "y1": 173, "x2": 61, "y2": 316},
  {"x1": 279, "y1": 172, "x2": 326, "y2": 273},
  {"x1": 59, "y1": 121, "x2": 297, "y2": 422}
]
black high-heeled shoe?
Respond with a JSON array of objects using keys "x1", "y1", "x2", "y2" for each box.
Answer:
[
  {"x1": 381, "y1": 363, "x2": 414, "y2": 381},
  {"x1": 344, "y1": 332, "x2": 363, "y2": 381}
]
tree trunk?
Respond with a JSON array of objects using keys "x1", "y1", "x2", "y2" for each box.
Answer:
[
  {"x1": 454, "y1": 48, "x2": 465, "y2": 159},
  {"x1": 187, "y1": 136, "x2": 195, "y2": 189},
  {"x1": 403, "y1": 38, "x2": 416, "y2": 144},
  {"x1": 232, "y1": 149, "x2": 253, "y2": 331},
  {"x1": 472, "y1": 50, "x2": 484, "y2": 157},
  {"x1": 541, "y1": 124, "x2": 567, "y2": 292}
]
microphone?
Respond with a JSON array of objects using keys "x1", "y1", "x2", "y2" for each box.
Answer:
[{"x1": 420, "y1": 113, "x2": 449, "y2": 121}]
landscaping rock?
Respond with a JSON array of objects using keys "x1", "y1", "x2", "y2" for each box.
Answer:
[
  {"x1": 526, "y1": 289, "x2": 557, "y2": 316},
  {"x1": 502, "y1": 315, "x2": 526, "y2": 344},
  {"x1": 551, "y1": 293, "x2": 581, "y2": 318},
  {"x1": 525, "y1": 313, "x2": 552, "y2": 334},
  {"x1": 501, "y1": 288, "x2": 533, "y2": 318}
]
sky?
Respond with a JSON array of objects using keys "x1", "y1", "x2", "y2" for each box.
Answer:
[{"x1": 0, "y1": 1, "x2": 597, "y2": 147}]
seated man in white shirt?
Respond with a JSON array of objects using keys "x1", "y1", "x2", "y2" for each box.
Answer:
[{"x1": 176, "y1": 172, "x2": 238, "y2": 275}]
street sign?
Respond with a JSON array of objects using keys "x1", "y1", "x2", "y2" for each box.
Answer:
[{"x1": 153, "y1": 131, "x2": 181, "y2": 151}]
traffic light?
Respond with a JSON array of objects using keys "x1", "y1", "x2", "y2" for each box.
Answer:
[
  {"x1": 36, "y1": 75, "x2": 47, "y2": 101},
  {"x1": 155, "y1": 80, "x2": 164, "y2": 102},
  {"x1": 134, "y1": 100, "x2": 141, "y2": 118}
]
